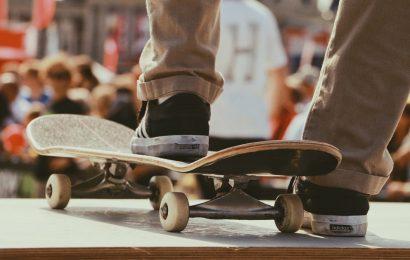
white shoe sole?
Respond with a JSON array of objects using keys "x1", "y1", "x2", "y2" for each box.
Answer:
[
  {"x1": 303, "y1": 211, "x2": 367, "y2": 237},
  {"x1": 131, "y1": 135, "x2": 209, "y2": 158}
]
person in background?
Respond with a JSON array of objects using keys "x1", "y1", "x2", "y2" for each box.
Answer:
[
  {"x1": 210, "y1": 0, "x2": 289, "y2": 150},
  {"x1": 383, "y1": 99, "x2": 410, "y2": 200},
  {"x1": 1, "y1": 62, "x2": 20, "y2": 78},
  {"x1": 1, "y1": 103, "x2": 45, "y2": 161},
  {"x1": 90, "y1": 84, "x2": 116, "y2": 119},
  {"x1": 72, "y1": 55, "x2": 100, "y2": 91},
  {"x1": 41, "y1": 54, "x2": 87, "y2": 115},
  {"x1": 0, "y1": 76, "x2": 45, "y2": 165},
  {"x1": 18, "y1": 60, "x2": 51, "y2": 106},
  {"x1": 108, "y1": 74, "x2": 138, "y2": 129},
  {"x1": 0, "y1": 92, "x2": 11, "y2": 129},
  {"x1": 8, "y1": 60, "x2": 52, "y2": 123},
  {"x1": 283, "y1": 65, "x2": 320, "y2": 140},
  {"x1": 0, "y1": 62, "x2": 24, "y2": 120},
  {"x1": 0, "y1": 73, "x2": 20, "y2": 127},
  {"x1": 34, "y1": 55, "x2": 87, "y2": 195}
]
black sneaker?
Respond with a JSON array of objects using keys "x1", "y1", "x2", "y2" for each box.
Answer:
[
  {"x1": 131, "y1": 93, "x2": 210, "y2": 159},
  {"x1": 291, "y1": 178, "x2": 369, "y2": 236}
]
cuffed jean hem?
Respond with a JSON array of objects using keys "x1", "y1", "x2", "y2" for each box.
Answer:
[
  {"x1": 307, "y1": 168, "x2": 389, "y2": 195},
  {"x1": 137, "y1": 75, "x2": 223, "y2": 104}
]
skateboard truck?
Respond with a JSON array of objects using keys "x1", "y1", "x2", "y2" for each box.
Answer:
[
  {"x1": 189, "y1": 189, "x2": 279, "y2": 220},
  {"x1": 71, "y1": 162, "x2": 150, "y2": 197},
  {"x1": 44, "y1": 161, "x2": 173, "y2": 210},
  {"x1": 188, "y1": 177, "x2": 278, "y2": 219},
  {"x1": 159, "y1": 177, "x2": 304, "y2": 233}
]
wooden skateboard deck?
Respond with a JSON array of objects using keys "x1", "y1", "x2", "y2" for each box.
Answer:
[{"x1": 27, "y1": 114, "x2": 342, "y2": 177}]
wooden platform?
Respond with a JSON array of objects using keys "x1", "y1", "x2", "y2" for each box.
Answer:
[{"x1": 0, "y1": 199, "x2": 409, "y2": 259}]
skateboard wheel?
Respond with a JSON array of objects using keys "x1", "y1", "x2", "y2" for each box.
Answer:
[
  {"x1": 159, "y1": 192, "x2": 189, "y2": 232},
  {"x1": 149, "y1": 176, "x2": 174, "y2": 210},
  {"x1": 45, "y1": 174, "x2": 71, "y2": 209},
  {"x1": 274, "y1": 194, "x2": 304, "y2": 233}
]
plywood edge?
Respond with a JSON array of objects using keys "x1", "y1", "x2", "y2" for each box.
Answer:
[
  {"x1": 25, "y1": 140, "x2": 342, "y2": 174},
  {"x1": 1, "y1": 247, "x2": 409, "y2": 259}
]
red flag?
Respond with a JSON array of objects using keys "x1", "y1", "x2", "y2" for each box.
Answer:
[
  {"x1": 32, "y1": 0, "x2": 56, "y2": 29},
  {"x1": 0, "y1": 0, "x2": 8, "y2": 25}
]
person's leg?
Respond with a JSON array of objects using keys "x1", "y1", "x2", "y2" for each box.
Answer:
[
  {"x1": 299, "y1": 0, "x2": 410, "y2": 236},
  {"x1": 132, "y1": 0, "x2": 223, "y2": 158},
  {"x1": 138, "y1": 0, "x2": 223, "y2": 103}
]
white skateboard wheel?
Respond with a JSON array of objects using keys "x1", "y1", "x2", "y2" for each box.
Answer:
[
  {"x1": 274, "y1": 194, "x2": 304, "y2": 233},
  {"x1": 149, "y1": 176, "x2": 174, "y2": 210},
  {"x1": 159, "y1": 192, "x2": 189, "y2": 232},
  {"x1": 45, "y1": 174, "x2": 71, "y2": 209}
]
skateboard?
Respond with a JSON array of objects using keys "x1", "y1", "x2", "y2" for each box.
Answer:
[{"x1": 27, "y1": 114, "x2": 342, "y2": 233}]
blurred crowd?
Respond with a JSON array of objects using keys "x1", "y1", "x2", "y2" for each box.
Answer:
[
  {"x1": 0, "y1": 53, "x2": 142, "y2": 197},
  {"x1": 1, "y1": 0, "x2": 410, "y2": 201},
  {"x1": 1, "y1": 52, "x2": 410, "y2": 201}
]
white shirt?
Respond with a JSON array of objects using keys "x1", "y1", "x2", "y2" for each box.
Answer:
[
  {"x1": 283, "y1": 102, "x2": 311, "y2": 140},
  {"x1": 283, "y1": 108, "x2": 308, "y2": 141},
  {"x1": 210, "y1": 0, "x2": 287, "y2": 139}
]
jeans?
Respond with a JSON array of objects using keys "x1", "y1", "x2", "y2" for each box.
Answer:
[{"x1": 138, "y1": 0, "x2": 410, "y2": 195}]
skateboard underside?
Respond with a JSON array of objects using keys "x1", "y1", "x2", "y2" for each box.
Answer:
[{"x1": 27, "y1": 114, "x2": 342, "y2": 177}]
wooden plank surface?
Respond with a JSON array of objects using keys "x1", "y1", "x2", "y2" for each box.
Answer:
[{"x1": 0, "y1": 199, "x2": 409, "y2": 259}]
